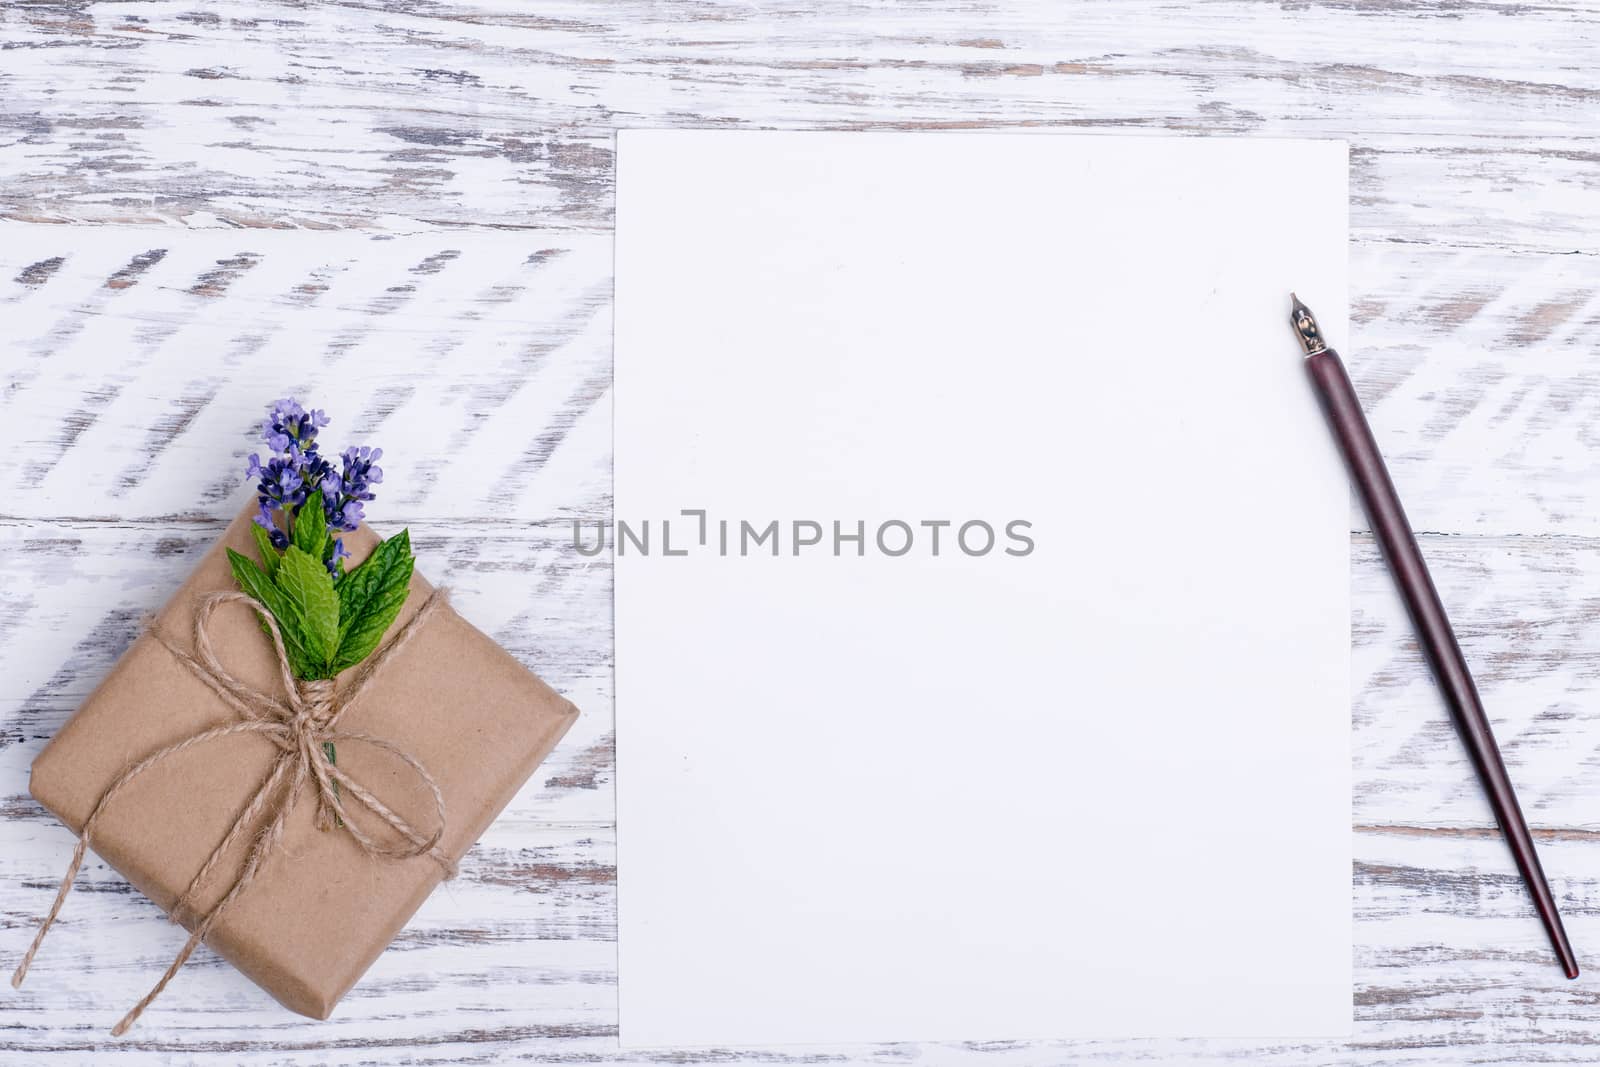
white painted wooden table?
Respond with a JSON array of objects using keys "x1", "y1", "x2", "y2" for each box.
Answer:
[{"x1": 1, "y1": 2, "x2": 1597, "y2": 1064}]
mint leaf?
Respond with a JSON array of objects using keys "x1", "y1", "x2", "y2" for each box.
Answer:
[
  {"x1": 227, "y1": 547, "x2": 315, "y2": 677},
  {"x1": 293, "y1": 490, "x2": 328, "y2": 559},
  {"x1": 332, "y1": 529, "x2": 415, "y2": 674},
  {"x1": 275, "y1": 544, "x2": 341, "y2": 677},
  {"x1": 248, "y1": 521, "x2": 281, "y2": 580}
]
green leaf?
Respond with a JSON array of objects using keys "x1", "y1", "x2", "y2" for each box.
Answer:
[
  {"x1": 248, "y1": 521, "x2": 281, "y2": 580},
  {"x1": 226, "y1": 547, "x2": 315, "y2": 677},
  {"x1": 331, "y1": 529, "x2": 415, "y2": 674},
  {"x1": 275, "y1": 544, "x2": 341, "y2": 677},
  {"x1": 293, "y1": 490, "x2": 328, "y2": 558}
]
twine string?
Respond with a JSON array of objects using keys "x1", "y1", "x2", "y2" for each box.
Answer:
[{"x1": 10, "y1": 587, "x2": 456, "y2": 1035}]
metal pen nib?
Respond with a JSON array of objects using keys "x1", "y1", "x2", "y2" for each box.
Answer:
[{"x1": 1289, "y1": 293, "x2": 1327, "y2": 355}]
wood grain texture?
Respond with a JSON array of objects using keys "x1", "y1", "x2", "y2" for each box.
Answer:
[
  {"x1": 1, "y1": 0, "x2": 1598, "y2": 1062},
  {"x1": 1, "y1": 230, "x2": 1596, "y2": 536},
  {"x1": 1, "y1": 0, "x2": 1598, "y2": 252}
]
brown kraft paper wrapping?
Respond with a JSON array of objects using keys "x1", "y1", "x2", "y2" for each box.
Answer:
[{"x1": 26, "y1": 505, "x2": 579, "y2": 1020}]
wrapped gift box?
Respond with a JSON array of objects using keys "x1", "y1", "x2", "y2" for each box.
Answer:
[{"x1": 26, "y1": 506, "x2": 579, "y2": 1020}]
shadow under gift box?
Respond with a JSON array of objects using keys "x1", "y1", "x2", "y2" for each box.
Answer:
[{"x1": 27, "y1": 506, "x2": 579, "y2": 1020}]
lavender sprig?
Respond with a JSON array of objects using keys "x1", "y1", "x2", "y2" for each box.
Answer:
[
  {"x1": 322, "y1": 446, "x2": 383, "y2": 533},
  {"x1": 229, "y1": 398, "x2": 415, "y2": 684},
  {"x1": 260, "y1": 397, "x2": 328, "y2": 454},
  {"x1": 245, "y1": 399, "x2": 381, "y2": 575}
]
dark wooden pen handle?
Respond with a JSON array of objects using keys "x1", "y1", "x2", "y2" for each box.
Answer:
[{"x1": 1306, "y1": 348, "x2": 1579, "y2": 980}]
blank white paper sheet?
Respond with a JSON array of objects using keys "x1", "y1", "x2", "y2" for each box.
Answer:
[{"x1": 614, "y1": 131, "x2": 1351, "y2": 1047}]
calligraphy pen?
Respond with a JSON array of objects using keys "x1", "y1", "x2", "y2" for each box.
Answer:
[{"x1": 1290, "y1": 294, "x2": 1578, "y2": 980}]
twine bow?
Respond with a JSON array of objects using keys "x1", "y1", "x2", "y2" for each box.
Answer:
[{"x1": 11, "y1": 588, "x2": 456, "y2": 1035}]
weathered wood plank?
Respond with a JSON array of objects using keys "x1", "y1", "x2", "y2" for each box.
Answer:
[
  {"x1": 0, "y1": 228, "x2": 613, "y2": 524},
  {"x1": 9, "y1": 520, "x2": 1600, "y2": 835},
  {"x1": 2, "y1": 229, "x2": 1598, "y2": 536},
  {"x1": 0, "y1": 0, "x2": 1597, "y2": 253},
  {"x1": 6, "y1": 822, "x2": 1600, "y2": 1065},
  {"x1": 1351, "y1": 534, "x2": 1600, "y2": 832}
]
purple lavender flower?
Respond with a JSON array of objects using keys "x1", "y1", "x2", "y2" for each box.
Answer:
[
  {"x1": 244, "y1": 399, "x2": 385, "y2": 574},
  {"x1": 320, "y1": 446, "x2": 383, "y2": 533},
  {"x1": 296, "y1": 445, "x2": 334, "y2": 501},
  {"x1": 255, "y1": 498, "x2": 291, "y2": 549},
  {"x1": 342, "y1": 446, "x2": 383, "y2": 496},
  {"x1": 260, "y1": 398, "x2": 329, "y2": 454},
  {"x1": 249, "y1": 453, "x2": 308, "y2": 517},
  {"x1": 330, "y1": 498, "x2": 366, "y2": 530}
]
